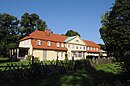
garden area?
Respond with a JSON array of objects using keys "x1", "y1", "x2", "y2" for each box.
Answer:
[{"x1": 0, "y1": 57, "x2": 127, "y2": 86}]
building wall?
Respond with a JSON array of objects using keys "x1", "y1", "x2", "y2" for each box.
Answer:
[
  {"x1": 19, "y1": 39, "x2": 33, "y2": 57},
  {"x1": 47, "y1": 50, "x2": 66, "y2": 60},
  {"x1": 46, "y1": 50, "x2": 57, "y2": 60},
  {"x1": 66, "y1": 36, "x2": 87, "y2": 60},
  {"x1": 68, "y1": 37, "x2": 86, "y2": 45},
  {"x1": 33, "y1": 49, "x2": 43, "y2": 61},
  {"x1": 19, "y1": 39, "x2": 31, "y2": 48},
  {"x1": 32, "y1": 49, "x2": 67, "y2": 61}
]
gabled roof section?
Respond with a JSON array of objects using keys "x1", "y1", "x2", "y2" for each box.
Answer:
[
  {"x1": 64, "y1": 36, "x2": 77, "y2": 42},
  {"x1": 84, "y1": 40, "x2": 100, "y2": 48},
  {"x1": 21, "y1": 30, "x2": 68, "y2": 42}
]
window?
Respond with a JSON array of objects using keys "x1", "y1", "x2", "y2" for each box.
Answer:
[
  {"x1": 91, "y1": 47, "x2": 93, "y2": 50},
  {"x1": 84, "y1": 46, "x2": 86, "y2": 50},
  {"x1": 76, "y1": 46, "x2": 78, "y2": 49},
  {"x1": 87, "y1": 47, "x2": 89, "y2": 50},
  {"x1": 56, "y1": 42, "x2": 60, "y2": 47},
  {"x1": 76, "y1": 40, "x2": 79, "y2": 42},
  {"x1": 80, "y1": 46, "x2": 82, "y2": 49},
  {"x1": 47, "y1": 41, "x2": 51, "y2": 46},
  {"x1": 61, "y1": 52, "x2": 63, "y2": 58},
  {"x1": 96, "y1": 48, "x2": 98, "y2": 51},
  {"x1": 94, "y1": 47, "x2": 95, "y2": 51},
  {"x1": 68, "y1": 52, "x2": 70, "y2": 57},
  {"x1": 68, "y1": 44, "x2": 70, "y2": 48},
  {"x1": 36, "y1": 40, "x2": 42, "y2": 46},
  {"x1": 61, "y1": 43, "x2": 64, "y2": 47},
  {"x1": 78, "y1": 52, "x2": 82, "y2": 57}
]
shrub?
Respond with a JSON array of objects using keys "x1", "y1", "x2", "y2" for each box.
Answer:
[
  {"x1": 26, "y1": 55, "x2": 32, "y2": 61},
  {"x1": 34, "y1": 57, "x2": 40, "y2": 62}
]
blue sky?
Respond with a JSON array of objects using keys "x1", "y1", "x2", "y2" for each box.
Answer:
[{"x1": 0, "y1": 0, "x2": 115, "y2": 44}]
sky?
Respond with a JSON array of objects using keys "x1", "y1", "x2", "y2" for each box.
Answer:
[{"x1": 0, "y1": 0, "x2": 115, "y2": 44}]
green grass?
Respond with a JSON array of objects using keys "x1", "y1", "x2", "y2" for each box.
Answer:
[
  {"x1": 95, "y1": 63, "x2": 121, "y2": 74},
  {"x1": 11, "y1": 63, "x2": 121, "y2": 86},
  {"x1": 0, "y1": 57, "x2": 54, "y2": 71},
  {"x1": 0, "y1": 58, "x2": 122, "y2": 86}
]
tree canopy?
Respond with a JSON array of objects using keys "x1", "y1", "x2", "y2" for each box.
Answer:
[
  {"x1": 20, "y1": 12, "x2": 47, "y2": 37},
  {"x1": 0, "y1": 13, "x2": 20, "y2": 57},
  {"x1": 100, "y1": 0, "x2": 130, "y2": 80},
  {"x1": 65, "y1": 30, "x2": 81, "y2": 37},
  {"x1": 0, "y1": 12, "x2": 48, "y2": 57}
]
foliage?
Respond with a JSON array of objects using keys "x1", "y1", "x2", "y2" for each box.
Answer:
[
  {"x1": 0, "y1": 13, "x2": 20, "y2": 57},
  {"x1": 26, "y1": 55, "x2": 32, "y2": 61},
  {"x1": 98, "y1": 44, "x2": 106, "y2": 50},
  {"x1": 65, "y1": 30, "x2": 81, "y2": 37},
  {"x1": 0, "y1": 12, "x2": 49, "y2": 58},
  {"x1": 34, "y1": 57, "x2": 40, "y2": 62},
  {"x1": 100, "y1": 0, "x2": 130, "y2": 81},
  {"x1": 20, "y1": 12, "x2": 47, "y2": 37}
]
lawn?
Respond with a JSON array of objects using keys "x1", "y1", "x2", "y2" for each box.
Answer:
[
  {"x1": 12, "y1": 63, "x2": 121, "y2": 86},
  {"x1": 0, "y1": 58, "x2": 122, "y2": 86},
  {"x1": 0, "y1": 57, "x2": 51, "y2": 70}
]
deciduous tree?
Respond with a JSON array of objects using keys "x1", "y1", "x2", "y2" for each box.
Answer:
[
  {"x1": 20, "y1": 12, "x2": 47, "y2": 37},
  {"x1": 100, "y1": 0, "x2": 130, "y2": 81},
  {"x1": 65, "y1": 30, "x2": 81, "y2": 37},
  {"x1": 0, "y1": 13, "x2": 19, "y2": 57}
]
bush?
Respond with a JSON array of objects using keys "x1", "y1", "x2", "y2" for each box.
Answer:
[
  {"x1": 34, "y1": 57, "x2": 40, "y2": 62},
  {"x1": 26, "y1": 55, "x2": 32, "y2": 61}
]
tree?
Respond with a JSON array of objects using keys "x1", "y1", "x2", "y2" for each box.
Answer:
[
  {"x1": 98, "y1": 44, "x2": 106, "y2": 50},
  {"x1": 100, "y1": 0, "x2": 130, "y2": 81},
  {"x1": 20, "y1": 12, "x2": 47, "y2": 37},
  {"x1": 0, "y1": 13, "x2": 19, "y2": 57},
  {"x1": 65, "y1": 30, "x2": 81, "y2": 37}
]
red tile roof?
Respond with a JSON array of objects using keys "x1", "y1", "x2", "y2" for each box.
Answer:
[
  {"x1": 84, "y1": 40, "x2": 100, "y2": 53},
  {"x1": 84, "y1": 40, "x2": 100, "y2": 47},
  {"x1": 21, "y1": 30, "x2": 68, "y2": 42},
  {"x1": 21, "y1": 30, "x2": 100, "y2": 52},
  {"x1": 31, "y1": 39, "x2": 67, "y2": 51},
  {"x1": 21, "y1": 30, "x2": 68, "y2": 51}
]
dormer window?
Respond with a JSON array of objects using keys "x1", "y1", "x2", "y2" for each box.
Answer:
[
  {"x1": 61, "y1": 43, "x2": 64, "y2": 47},
  {"x1": 76, "y1": 40, "x2": 79, "y2": 42},
  {"x1": 56, "y1": 42, "x2": 60, "y2": 47},
  {"x1": 91, "y1": 47, "x2": 93, "y2": 50},
  {"x1": 87, "y1": 47, "x2": 89, "y2": 50},
  {"x1": 36, "y1": 40, "x2": 42, "y2": 46},
  {"x1": 47, "y1": 41, "x2": 51, "y2": 46},
  {"x1": 96, "y1": 48, "x2": 98, "y2": 51},
  {"x1": 94, "y1": 48, "x2": 95, "y2": 51}
]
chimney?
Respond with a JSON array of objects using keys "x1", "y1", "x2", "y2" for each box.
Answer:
[{"x1": 45, "y1": 30, "x2": 51, "y2": 36}]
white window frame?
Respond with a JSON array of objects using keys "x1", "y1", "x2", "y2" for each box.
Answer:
[
  {"x1": 96, "y1": 48, "x2": 98, "y2": 51},
  {"x1": 61, "y1": 43, "x2": 64, "y2": 47},
  {"x1": 91, "y1": 47, "x2": 93, "y2": 50},
  {"x1": 56, "y1": 42, "x2": 60, "y2": 47},
  {"x1": 47, "y1": 41, "x2": 51, "y2": 46},
  {"x1": 87, "y1": 47, "x2": 89, "y2": 50},
  {"x1": 94, "y1": 47, "x2": 95, "y2": 51},
  {"x1": 36, "y1": 40, "x2": 42, "y2": 46}
]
